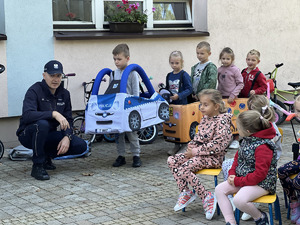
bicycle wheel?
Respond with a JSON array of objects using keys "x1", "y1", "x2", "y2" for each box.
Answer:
[
  {"x1": 0, "y1": 140, "x2": 4, "y2": 159},
  {"x1": 138, "y1": 125, "x2": 158, "y2": 145},
  {"x1": 103, "y1": 134, "x2": 116, "y2": 143},
  {"x1": 270, "y1": 98, "x2": 287, "y2": 125},
  {"x1": 73, "y1": 115, "x2": 96, "y2": 144}
]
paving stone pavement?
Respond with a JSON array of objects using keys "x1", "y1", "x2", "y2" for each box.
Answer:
[{"x1": 0, "y1": 121, "x2": 299, "y2": 225}]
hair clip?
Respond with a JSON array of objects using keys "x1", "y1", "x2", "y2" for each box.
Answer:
[{"x1": 261, "y1": 105, "x2": 268, "y2": 115}]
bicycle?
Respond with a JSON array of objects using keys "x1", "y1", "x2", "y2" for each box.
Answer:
[
  {"x1": 0, "y1": 64, "x2": 5, "y2": 159},
  {"x1": 266, "y1": 63, "x2": 300, "y2": 125},
  {"x1": 73, "y1": 78, "x2": 159, "y2": 145}
]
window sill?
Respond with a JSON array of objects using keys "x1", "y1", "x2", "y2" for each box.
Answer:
[
  {"x1": 0, "y1": 34, "x2": 7, "y2": 40},
  {"x1": 54, "y1": 29, "x2": 209, "y2": 40}
]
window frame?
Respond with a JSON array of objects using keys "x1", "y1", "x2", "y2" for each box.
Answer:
[{"x1": 53, "y1": 0, "x2": 194, "y2": 30}]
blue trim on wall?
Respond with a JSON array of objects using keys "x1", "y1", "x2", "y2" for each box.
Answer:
[{"x1": 5, "y1": 0, "x2": 54, "y2": 116}]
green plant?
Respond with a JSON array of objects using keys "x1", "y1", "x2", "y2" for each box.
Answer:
[{"x1": 107, "y1": 0, "x2": 155, "y2": 24}]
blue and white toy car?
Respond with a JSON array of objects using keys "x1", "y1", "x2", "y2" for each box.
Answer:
[{"x1": 85, "y1": 64, "x2": 169, "y2": 134}]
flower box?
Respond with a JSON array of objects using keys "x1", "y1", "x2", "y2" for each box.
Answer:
[{"x1": 109, "y1": 22, "x2": 144, "y2": 33}]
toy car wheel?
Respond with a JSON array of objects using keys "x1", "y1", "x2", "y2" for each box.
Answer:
[
  {"x1": 128, "y1": 111, "x2": 141, "y2": 131},
  {"x1": 0, "y1": 140, "x2": 4, "y2": 159},
  {"x1": 103, "y1": 133, "x2": 116, "y2": 143},
  {"x1": 189, "y1": 122, "x2": 199, "y2": 140},
  {"x1": 158, "y1": 103, "x2": 169, "y2": 121}
]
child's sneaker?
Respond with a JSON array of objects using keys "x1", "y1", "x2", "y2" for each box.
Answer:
[
  {"x1": 241, "y1": 203, "x2": 260, "y2": 220},
  {"x1": 229, "y1": 140, "x2": 239, "y2": 149},
  {"x1": 202, "y1": 191, "x2": 217, "y2": 220},
  {"x1": 290, "y1": 202, "x2": 300, "y2": 223},
  {"x1": 173, "y1": 190, "x2": 196, "y2": 211},
  {"x1": 255, "y1": 211, "x2": 269, "y2": 225}
]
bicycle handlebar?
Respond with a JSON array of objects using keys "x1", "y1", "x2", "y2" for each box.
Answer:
[{"x1": 275, "y1": 63, "x2": 283, "y2": 68}]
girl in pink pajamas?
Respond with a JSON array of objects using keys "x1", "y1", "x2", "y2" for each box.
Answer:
[{"x1": 167, "y1": 89, "x2": 232, "y2": 220}]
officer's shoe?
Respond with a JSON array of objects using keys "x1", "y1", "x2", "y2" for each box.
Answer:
[
  {"x1": 31, "y1": 164, "x2": 50, "y2": 180},
  {"x1": 43, "y1": 158, "x2": 56, "y2": 170}
]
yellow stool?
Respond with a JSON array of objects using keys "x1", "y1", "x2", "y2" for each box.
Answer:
[
  {"x1": 278, "y1": 127, "x2": 283, "y2": 143},
  {"x1": 182, "y1": 168, "x2": 222, "y2": 215},
  {"x1": 234, "y1": 194, "x2": 282, "y2": 225}
]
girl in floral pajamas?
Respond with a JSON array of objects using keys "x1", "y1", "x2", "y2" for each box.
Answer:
[{"x1": 167, "y1": 89, "x2": 232, "y2": 220}]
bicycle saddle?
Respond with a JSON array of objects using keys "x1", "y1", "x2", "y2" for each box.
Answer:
[
  {"x1": 0, "y1": 64, "x2": 5, "y2": 74},
  {"x1": 288, "y1": 82, "x2": 300, "y2": 89}
]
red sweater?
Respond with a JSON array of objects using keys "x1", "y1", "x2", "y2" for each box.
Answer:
[
  {"x1": 229, "y1": 124, "x2": 276, "y2": 187},
  {"x1": 239, "y1": 67, "x2": 267, "y2": 97}
]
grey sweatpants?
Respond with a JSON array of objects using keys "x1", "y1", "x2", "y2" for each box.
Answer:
[{"x1": 116, "y1": 132, "x2": 140, "y2": 157}]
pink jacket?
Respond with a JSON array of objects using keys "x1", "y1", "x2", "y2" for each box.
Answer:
[
  {"x1": 188, "y1": 113, "x2": 232, "y2": 159},
  {"x1": 217, "y1": 65, "x2": 244, "y2": 99}
]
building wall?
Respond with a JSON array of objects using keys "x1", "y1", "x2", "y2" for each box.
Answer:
[{"x1": 1, "y1": 0, "x2": 300, "y2": 147}]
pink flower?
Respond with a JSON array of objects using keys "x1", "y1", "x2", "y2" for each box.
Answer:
[
  {"x1": 66, "y1": 12, "x2": 75, "y2": 19},
  {"x1": 133, "y1": 4, "x2": 138, "y2": 9},
  {"x1": 136, "y1": 2, "x2": 140, "y2": 7},
  {"x1": 117, "y1": 4, "x2": 120, "y2": 8},
  {"x1": 152, "y1": 7, "x2": 156, "y2": 12},
  {"x1": 122, "y1": 0, "x2": 129, "y2": 4},
  {"x1": 126, "y1": 8, "x2": 132, "y2": 14}
]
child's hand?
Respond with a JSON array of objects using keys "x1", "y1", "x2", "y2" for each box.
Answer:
[
  {"x1": 192, "y1": 94, "x2": 199, "y2": 101},
  {"x1": 250, "y1": 90, "x2": 256, "y2": 95},
  {"x1": 184, "y1": 147, "x2": 193, "y2": 159},
  {"x1": 170, "y1": 94, "x2": 179, "y2": 101},
  {"x1": 228, "y1": 97, "x2": 234, "y2": 104},
  {"x1": 227, "y1": 175, "x2": 236, "y2": 186}
]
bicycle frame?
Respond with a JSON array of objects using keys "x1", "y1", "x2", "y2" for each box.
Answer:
[
  {"x1": 269, "y1": 64, "x2": 298, "y2": 103},
  {"x1": 273, "y1": 86, "x2": 298, "y2": 102}
]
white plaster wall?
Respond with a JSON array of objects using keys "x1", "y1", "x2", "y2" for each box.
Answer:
[
  {"x1": 54, "y1": 38, "x2": 202, "y2": 111},
  {"x1": 207, "y1": 0, "x2": 300, "y2": 89},
  {"x1": 54, "y1": 0, "x2": 300, "y2": 112}
]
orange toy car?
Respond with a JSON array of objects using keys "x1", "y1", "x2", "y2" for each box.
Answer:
[{"x1": 163, "y1": 98, "x2": 248, "y2": 144}]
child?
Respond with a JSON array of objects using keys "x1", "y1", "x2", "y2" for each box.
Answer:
[
  {"x1": 222, "y1": 94, "x2": 282, "y2": 221},
  {"x1": 215, "y1": 110, "x2": 277, "y2": 225},
  {"x1": 217, "y1": 47, "x2": 244, "y2": 104},
  {"x1": 190, "y1": 41, "x2": 217, "y2": 102},
  {"x1": 167, "y1": 89, "x2": 232, "y2": 220},
  {"x1": 217, "y1": 47, "x2": 244, "y2": 149},
  {"x1": 278, "y1": 95, "x2": 300, "y2": 224},
  {"x1": 110, "y1": 43, "x2": 141, "y2": 168},
  {"x1": 239, "y1": 49, "x2": 267, "y2": 98},
  {"x1": 166, "y1": 50, "x2": 193, "y2": 156}
]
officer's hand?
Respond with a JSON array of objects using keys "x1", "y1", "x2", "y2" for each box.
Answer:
[
  {"x1": 53, "y1": 111, "x2": 70, "y2": 131},
  {"x1": 57, "y1": 136, "x2": 70, "y2": 155}
]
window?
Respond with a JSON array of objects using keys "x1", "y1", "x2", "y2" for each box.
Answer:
[
  {"x1": 53, "y1": 0, "x2": 93, "y2": 23},
  {"x1": 153, "y1": 1, "x2": 192, "y2": 28},
  {"x1": 53, "y1": 0, "x2": 193, "y2": 29}
]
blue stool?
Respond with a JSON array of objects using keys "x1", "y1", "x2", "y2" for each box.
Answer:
[{"x1": 234, "y1": 194, "x2": 282, "y2": 225}]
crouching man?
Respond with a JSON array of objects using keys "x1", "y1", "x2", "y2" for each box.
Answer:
[{"x1": 16, "y1": 60, "x2": 87, "y2": 180}]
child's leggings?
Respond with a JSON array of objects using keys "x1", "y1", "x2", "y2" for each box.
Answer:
[
  {"x1": 167, "y1": 153, "x2": 221, "y2": 201},
  {"x1": 215, "y1": 181, "x2": 268, "y2": 224},
  {"x1": 278, "y1": 160, "x2": 300, "y2": 202}
]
